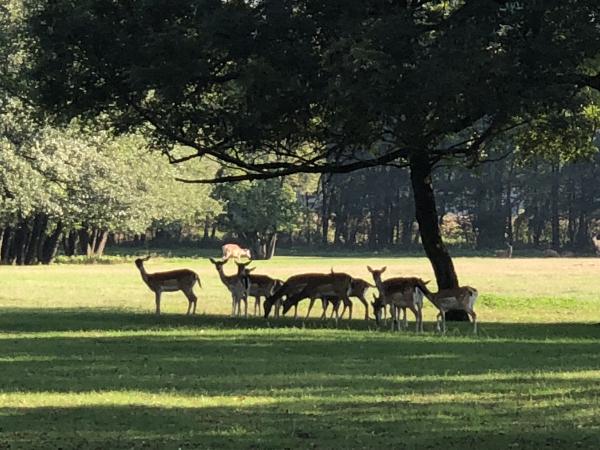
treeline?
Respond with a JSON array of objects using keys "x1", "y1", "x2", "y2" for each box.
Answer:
[
  {"x1": 318, "y1": 151, "x2": 600, "y2": 252},
  {"x1": 0, "y1": 101, "x2": 220, "y2": 264},
  {"x1": 2, "y1": 101, "x2": 599, "y2": 264}
]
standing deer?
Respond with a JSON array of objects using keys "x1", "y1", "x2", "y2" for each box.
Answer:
[
  {"x1": 210, "y1": 258, "x2": 250, "y2": 317},
  {"x1": 222, "y1": 243, "x2": 252, "y2": 261},
  {"x1": 371, "y1": 286, "x2": 426, "y2": 332},
  {"x1": 421, "y1": 285, "x2": 479, "y2": 334},
  {"x1": 235, "y1": 262, "x2": 283, "y2": 316},
  {"x1": 134, "y1": 256, "x2": 201, "y2": 315},
  {"x1": 367, "y1": 266, "x2": 429, "y2": 332}
]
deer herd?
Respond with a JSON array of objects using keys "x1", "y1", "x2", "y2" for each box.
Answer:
[{"x1": 134, "y1": 244, "x2": 479, "y2": 334}]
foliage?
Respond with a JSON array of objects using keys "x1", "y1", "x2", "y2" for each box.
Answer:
[{"x1": 214, "y1": 178, "x2": 301, "y2": 257}]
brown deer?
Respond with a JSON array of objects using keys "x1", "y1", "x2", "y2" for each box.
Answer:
[
  {"x1": 222, "y1": 243, "x2": 252, "y2": 261},
  {"x1": 134, "y1": 256, "x2": 201, "y2": 315},
  {"x1": 280, "y1": 273, "x2": 353, "y2": 322},
  {"x1": 371, "y1": 284, "x2": 426, "y2": 332},
  {"x1": 367, "y1": 266, "x2": 429, "y2": 331},
  {"x1": 264, "y1": 273, "x2": 351, "y2": 318},
  {"x1": 209, "y1": 258, "x2": 250, "y2": 317},
  {"x1": 235, "y1": 262, "x2": 283, "y2": 316},
  {"x1": 421, "y1": 285, "x2": 479, "y2": 334}
]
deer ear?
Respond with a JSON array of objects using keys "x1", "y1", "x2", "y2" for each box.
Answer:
[
  {"x1": 381, "y1": 266, "x2": 387, "y2": 273},
  {"x1": 424, "y1": 280, "x2": 431, "y2": 285},
  {"x1": 143, "y1": 255, "x2": 151, "y2": 261},
  {"x1": 209, "y1": 258, "x2": 218, "y2": 264},
  {"x1": 367, "y1": 266, "x2": 374, "y2": 273},
  {"x1": 246, "y1": 267, "x2": 256, "y2": 273}
]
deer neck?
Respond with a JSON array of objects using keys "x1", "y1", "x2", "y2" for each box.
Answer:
[{"x1": 137, "y1": 264, "x2": 150, "y2": 284}]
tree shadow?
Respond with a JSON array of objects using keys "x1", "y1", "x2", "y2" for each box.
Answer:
[{"x1": 1, "y1": 308, "x2": 600, "y2": 448}]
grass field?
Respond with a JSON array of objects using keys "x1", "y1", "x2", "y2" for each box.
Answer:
[{"x1": 1, "y1": 256, "x2": 600, "y2": 449}]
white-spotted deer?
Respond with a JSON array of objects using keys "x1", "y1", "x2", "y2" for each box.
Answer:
[
  {"x1": 222, "y1": 243, "x2": 252, "y2": 261},
  {"x1": 422, "y1": 285, "x2": 479, "y2": 334},
  {"x1": 134, "y1": 256, "x2": 201, "y2": 315},
  {"x1": 280, "y1": 273, "x2": 353, "y2": 322},
  {"x1": 367, "y1": 266, "x2": 429, "y2": 332},
  {"x1": 307, "y1": 273, "x2": 373, "y2": 320},
  {"x1": 210, "y1": 258, "x2": 250, "y2": 317},
  {"x1": 235, "y1": 262, "x2": 282, "y2": 316}
]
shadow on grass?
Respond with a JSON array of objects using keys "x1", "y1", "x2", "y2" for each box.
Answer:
[
  {"x1": 0, "y1": 307, "x2": 599, "y2": 335},
  {"x1": 1, "y1": 308, "x2": 600, "y2": 449}
]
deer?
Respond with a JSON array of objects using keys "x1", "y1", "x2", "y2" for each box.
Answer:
[
  {"x1": 306, "y1": 272, "x2": 374, "y2": 320},
  {"x1": 280, "y1": 273, "x2": 353, "y2": 322},
  {"x1": 209, "y1": 258, "x2": 250, "y2": 317},
  {"x1": 495, "y1": 242, "x2": 513, "y2": 258},
  {"x1": 235, "y1": 262, "x2": 283, "y2": 316},
  {"x1": 371, "y1": 285, "x2": 426, "y2": 332},
  {"x1": 420, "y1": 284, "x2": 479, "y2": 334},
  {"x1": 367, "y1": 266, "x2": 430, "y2": 331},
  {"x1": 134, "y1": 256, "x2": 201, "y2": 315},
  {"x1": 222, "y1": 243, "x2": 252, "y2": 261},
  {"x1": 264, "y1": 272, "x2": 351, "y2": 320}
]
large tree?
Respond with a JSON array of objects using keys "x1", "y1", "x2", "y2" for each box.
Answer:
[{"x1": 24, "y1": 1, "x2": 600, "y2": 288}]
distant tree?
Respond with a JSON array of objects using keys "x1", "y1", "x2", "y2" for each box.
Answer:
[{"x1": 214, "y1": 179, "x2": 300, "y2": 259}]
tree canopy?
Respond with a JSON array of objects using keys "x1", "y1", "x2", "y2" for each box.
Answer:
[{"x1": 21, "y1": 0, "x2": 600, "y2": 286}]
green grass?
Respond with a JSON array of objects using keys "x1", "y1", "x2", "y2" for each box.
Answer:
[{"x1": 1, "y1": 256, "x2": 600, "y2": 449}]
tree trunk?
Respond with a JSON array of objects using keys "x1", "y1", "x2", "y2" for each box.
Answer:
[
  {"x1": 320, "y1": 176, "x2": 330, "y2": 245},
  {"x1": 41, "y1": 221, "x2": 63, "y2": 264},
  {"x1": 25, "y1": 213, "x2": 48, "y2": 265},
  {"x1": 550, "y1": 162, "x2": 560, "y2": 250},
  {"x1": 266, "y1": 233, "x2": 278, "y2": 259},
  {"x1": 94, "y1": 230, "x2": 109, "y2": 256},
  {"x1": 409, "y1": 152, "x2": 467, "y2": 321},
  {"x1": 0, "y1": 226, "x2": 12, "y2": 263}
]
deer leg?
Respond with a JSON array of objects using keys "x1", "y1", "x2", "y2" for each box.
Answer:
[
  {"x1": 155, "y1": 291, "x2": 161, "y2": 315},
  {"x1": 442, "y1": 311, "x2": 447, "y2": 334},
  {"x1": 347, "y1": 298, "x2": 353, "y2": 320},
  {"x1": 356, "y1": 294, "x2": 369, "y2": 320},
  {"x1": 243, "y1": 294, "x2": 248, "y2": 318},
  {"x1": 255, "y1": 296, "x2": 261, "y2": 316},
  {"x1": 407, "y1": 305, "x2": 419, "y2": 332},
  {"x1": 306, "y1": 297, "x2": 316, "y2": 319},
  {"x1": 469, "y1": 309, "x2": 477, "y2": 335},
  {"x1": 320, "y1": 298, "x2": 328, "y2": 320}
]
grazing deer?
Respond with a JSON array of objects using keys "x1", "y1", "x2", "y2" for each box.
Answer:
[
  {"x1": 134, "y1": 256, "x2": 201, "y2": 315},
  {"x1": 543, "y1": 249, "x2": 560, "y2": 258},
  {"x1": 421, "y1": 285, "x2": 479, "y2": 334},
  {"x1": 371, "y1": 285, "x2": 425, "y2": 332},
  {"x1": 264, "y1": 273, "x2": 351, "y2": 320},
  {"x1": 495, "y1": 242, "x2": 513, "y2": 258},
  {"x1": 281, "y1": 273, "x2": 353, "y2": 322},
  {"x1": 209, "y1": 258, "x2": 250, "y2": 317},
  {"x1": 264, "y1": 273, "x2": 325, "y2": 318},
  {"x1": 222, "y1": 243, "x2": 252, "y2": 261},
  {"x1": 309, "y1": 273, "x2": 373, "y2": 320},
  {"x1": 235, "y1": 262, "x2": 282, "y2": 316}
]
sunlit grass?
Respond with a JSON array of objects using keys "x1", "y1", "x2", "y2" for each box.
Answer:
[{"x1": 0, "y1": 256, "x2": 599, "y2": 448}]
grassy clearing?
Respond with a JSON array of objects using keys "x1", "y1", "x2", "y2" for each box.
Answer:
[{"x1": 0, "y1": 256, "x2": 600, "y2": 449}]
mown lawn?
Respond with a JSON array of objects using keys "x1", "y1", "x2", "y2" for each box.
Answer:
[{"x1": 0, "y1": 256, "x2": 599, "y2": 449}]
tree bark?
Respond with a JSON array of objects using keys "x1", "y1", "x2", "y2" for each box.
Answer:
[
  {"x1": 409, "y1": 152, "x2": 467, "y2": 321},
  {"x1": 266, "y1": 233, "x2": 277, "y2": 259},
  {"x1": 41, "y1": 221, "x2": 63, "y2": 264},
  {"x1": 550, "y1": 162, "x2": 560, "y2": 250}
]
